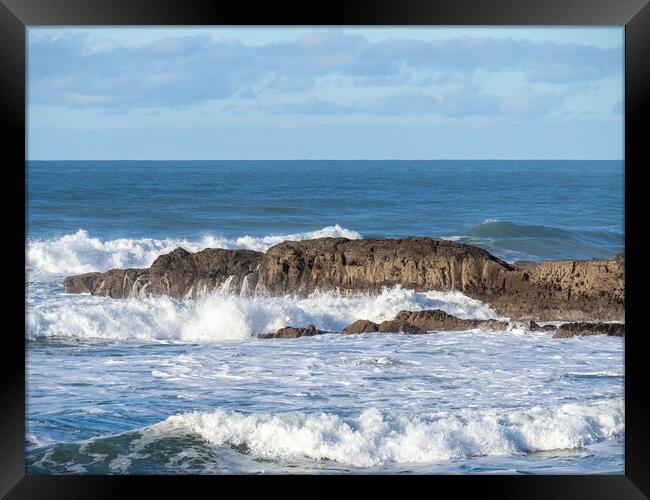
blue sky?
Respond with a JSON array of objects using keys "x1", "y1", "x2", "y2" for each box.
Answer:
[{"x1": 28, "y1": 27, "x2": 623, "y2": 160}]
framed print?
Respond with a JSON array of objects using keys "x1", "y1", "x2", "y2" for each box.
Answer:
[{"x1": 2, "y1": 0, "x2": 649, "y2": 497}]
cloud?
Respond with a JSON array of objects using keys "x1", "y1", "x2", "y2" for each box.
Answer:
[
  {"x1": 266, "y1": 86, "x2": 562, "y2": 118},
  {"x1": 352, "y1": 88, "x2": 503, "y2": 117},
  {"x1": 28, "y1": 30, "x2": 621, "y2": 111}
]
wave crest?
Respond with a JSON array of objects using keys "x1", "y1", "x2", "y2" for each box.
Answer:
[
  {"x1": 29, "y1": 400, "x2": 622, "y2": 472},
  {"x1": 443, "y1": 220, "x2": 623, "y2": 262},
  {"x1": 26, "y1": 225, "x2": 362, "y2": 276},
  {"x1": 27, "y1": 286, "x2": 500, "y2": 342},
  {"x1": 158, "y1": 401, "x2": 623, "y2": 467}
]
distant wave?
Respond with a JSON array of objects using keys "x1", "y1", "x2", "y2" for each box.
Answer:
[
  {"x1": 444, "y1": 220, "x2": 623, "y2": 262},
  {"x1": 26, "y1": 220, "x2": 624, "y2": 278},
  {"x1": 26, "y1": 285, "x2": 500, "y2": 342},
  {"x1": 466, "y1": 220, "x2": 617, "y2": 240},
  {"x1": 27, "y1": 400, "x2": 623, "y2": 473},
  {"x1": 26, "y1": 225, "x2": 362, "y2": 276}
]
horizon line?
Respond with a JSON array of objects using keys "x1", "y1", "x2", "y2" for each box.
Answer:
[{"x1": 27, "y1": 158, "x2": 624, "y2": 162}]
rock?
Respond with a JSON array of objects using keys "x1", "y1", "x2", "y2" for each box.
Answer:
[
  {"x1": 553, "y1": 322, "x2": 624, "y2": 338},
  {"x1": 63, "y1": 237, "x2": 624, "y2": 321},
  {"x1": 258, "y1": 324, "x2": 327, "y2": 339},
  {"x1": 257, "y1": 237, "x2": 516, "y2": 296},
  {"x1": 509, "y1": 320, "x2": 557, "y2": 332},
  {"x1": 513, "y1": 260, "x2": 538, "y2": 272},
  {"x1": 377, "y1": 320, "x2": 426, "y2": 334},
  {"x1": 64, "y1": 247, "x2": 264, "y2": 299},
  {"x1": 480, "y1": 319, "x2": 513, "y2": 331},
  {"x1": 341, "y1": 310, "x2": 512, "y2": 334},
  {"x1": 341, "y1": 320, "x2": 380, "y2": 334},
  {"x1": 389, "y1": 309, "x2": 479, "y2": 331},
  {"x1": 486, "y1": 256, "x2": 625, "y2": 322}
]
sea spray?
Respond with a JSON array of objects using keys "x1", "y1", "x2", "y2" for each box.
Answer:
[
  {"x1": 28, "y1": 400, "x2": 624, "y2": 472},
  {"x1": 27, "y1": 285, "x2": 500, "y2": 341},
  {"x1": 27, "y1": 225, "x2": 362, "y2": 276}
]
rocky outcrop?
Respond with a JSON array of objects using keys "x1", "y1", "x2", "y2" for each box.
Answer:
[
  {"x1": 258, "y1": 314, "x2": 624, "y2": 339},
  {"x1": 257, "y1": 237, "x2": 516, "y2": 295},
  {"x1": 486, "y1": 254, "x2": 625, "y2": 321},
  {"x1": 258, "y1": 324, "x2": 327, "y2": 339},
  {"x1": 342, "y1": 309, "x2": 511, "y2": 334},
  {"x1": 63, "y1": 237, "x2": 624, "y2": 321},
  {"x1": 341, "y1": 320, "x2": 381, "y2": 334},
  {"x1": 553, "y1": 322, "x2": 625, "y2": 338},
  {"x1": 64, "y1": 247, "x2": 264, "y2": 299}
]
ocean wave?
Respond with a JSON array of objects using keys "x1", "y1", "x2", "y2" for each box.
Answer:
[
  {"x1": 26, "y1": 286, "x2": 500, "y2": 342},
  {"x1": 443, "y1": 220, "x2": 623, "y2": 262},
  {"x1": 466, "y1": 220, "x2": 618, "y2": 240},
  {"x1": 28, "y1": 400, "x2": 624, "y2": 472},
  {"x1": 26, "y1": 225, "x2": 362, "y2": 276}
]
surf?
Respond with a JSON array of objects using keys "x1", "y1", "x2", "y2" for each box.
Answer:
[
  {"x1": 26, "y1": 225, "x2": 362, "y2": 277},
  {"x1": 27, "y1": 285, "x2": 500, "y2": 342},
  {"x1": 27, "y1": 399, "x2": 624, "y2": 473}
]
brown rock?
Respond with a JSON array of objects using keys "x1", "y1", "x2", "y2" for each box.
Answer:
[
  {"x1": 377, "y1": 320, "x2": 426, "y2": 334},
  {"x1": 341, "y1": 319, "x2": 380, "y2": 334},
  {"x1": 257, "y1": 237, "x2": 515, "y2": 296},
  {"x1": 553, "y1": 322, "x2": 624, "y2": 338},
  {"x1": 64, "y1": 247, "x2": 263, "y2": 299},
  {"x1": 63, "y1": 237, "x2": 624, "y2": 321},
  {"x1": 342, "y1": 310, "x2": 513, "y2": 334},
  {"x1": 467, "y1": 256, "x2": 625, "y2": 322},
  {"x1": 258, "y1": 324, "x2": 327, "y2": 339},
  {"x1": 389, "y1": 309, "x2": 479, "y2": 331}
]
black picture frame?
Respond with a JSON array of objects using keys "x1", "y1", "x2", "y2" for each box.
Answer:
[{"x1": 3, "y1": 0, "x2": 648, "y2": 497}]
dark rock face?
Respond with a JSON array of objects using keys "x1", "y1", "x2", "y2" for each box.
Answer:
[
  {"x1": 553, "y1": 322, "x2": 624, "y2": 338},
  {"x1": 340, "y1": 311, "x2": 624, "y2": 339},
  {"x1": 377, "y1": 319, "x2": 426, "y2": 334},
  {"x1": 258, "y1": 324, "x2": 327, "y2": 339},
  {"x1": 390, "y1": 309, "x2": 508, "y2": 332},
  {"x1": 63, "y1": 237, "x2": 624, "y2": 321},
  {"x1": 257, "y1": 237, "x2": 515, "y2": 296},
  {"x1": 265, "y1": 315, "x2": 624, "y2": 339},
  {"x1": 341, "y1": 320, "x2": 380, "y2": 334},
  {"x1": 487, "y1": 254, "x2": 625, "y2": 321},
  {"x1": 342, "y1": 310, "x2": 510, "y2": 334},
  {"x1": 64, "y1": 247, "x2": 264, "y2": 299}
]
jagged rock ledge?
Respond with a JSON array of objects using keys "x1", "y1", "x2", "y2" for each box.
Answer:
[
  {"x1": 340, "y1": 310, "x2": 547, "y2": 335},
  {"x1": 257, "y1": 310, "x2": 624, "y2": 339},
  {"x1": 553, "y1": 322, "x2": 624, "y2": 338},
  {"x1": 258, "y1": 324, "x2": 329, "y2": 339},
  {"x1": 63, "y1": 237, "x2": 624, "y2": 322}
]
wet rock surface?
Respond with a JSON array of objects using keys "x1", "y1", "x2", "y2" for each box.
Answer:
[
  {"x1": 63, "y1": 237, "x2": 624, "y2": 321},
  {"x1": 258, "y1": 324, "x2": 328, "y2": 339},
  {"x1": 263, "y1": 312, "x2": 622, "y2": 339},
  {"x1": 553, "y1": 322, "x2": 625, "y2": 338},
  {"x1": 342, "y1": 309, "x2": 510, "y2": 334}
]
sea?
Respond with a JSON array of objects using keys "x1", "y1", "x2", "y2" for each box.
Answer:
[{"x1": 25, "y1": 160, "x2": 625, "y2": 474}]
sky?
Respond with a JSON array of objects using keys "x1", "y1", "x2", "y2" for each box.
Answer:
[{"x1": 27, "y1": 27, "x2": 624, "y2": 160}]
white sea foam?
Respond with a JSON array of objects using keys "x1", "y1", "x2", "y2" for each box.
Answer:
[
  {"x1": 146, "y1": 400, "x2": 624, "y2": 467},
  {"x1": 26, "y1": 225, "x2": 362, "y2": 276},
  {"x1": 26, "y1": 285, "x2": 500, "y2": 341}
]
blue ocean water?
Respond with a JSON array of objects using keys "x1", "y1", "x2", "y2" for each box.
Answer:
[
  {"x1": 25, "y1": 160, "x2": 625, "y2": 474},
  {"x1": 27, "y1": 160, "x2": 624, "y2": 262}
]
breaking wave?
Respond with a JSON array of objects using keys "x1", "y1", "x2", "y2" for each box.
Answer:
[
  {"x1": 26, "y1": 285, "x2": 500, "y2": 342},
  {"x1": 26, "y1": 225, "x2": 362, "y2": 276},
  {"x1": 28, "y1": 400, "x2": 624, "y2": 473}
]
